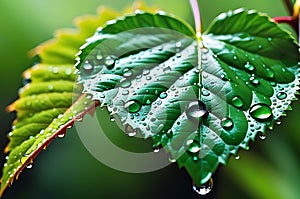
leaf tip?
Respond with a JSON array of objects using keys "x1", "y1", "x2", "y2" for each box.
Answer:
[
  {"x1": 4, "y1": 146, "x2": 9, "y2": 154},
  {"x1": 6, "y1": 103, "x2": 15, "y2": 113}
]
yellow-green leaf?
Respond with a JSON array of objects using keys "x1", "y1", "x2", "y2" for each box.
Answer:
[{"x1": 0, "y1": 1, "x2": 157, "y2": 196}]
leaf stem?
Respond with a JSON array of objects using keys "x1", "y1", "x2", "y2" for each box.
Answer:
[
  {"x1": 273, "y1": 16, "x2": 295, "y2": 27},
  {"x1": 189, "y1": 0, "x2": 203, "y2": 102},
  {"x1": 189, "y1": 0, "x2": 202, "y2": 35}
]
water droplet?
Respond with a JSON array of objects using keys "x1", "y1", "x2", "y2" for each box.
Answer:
[
  {"x1": 159, "y1": 92, "x2": 167, "y2": 99},
  {"x1": 244, "y1": 62, "x2": 255, "y2": 72},
  {"x1": 146, "y1": 99, "x2": 151, "y2": 105},
  {"x1": 146, "y1": 76, "x2": 152, "y2": 80},
  {"x1": 238, "y1": 32, "x2": 249, "y2": 39},
  {"x1": 58, "y1": 133, "x2": 65, "y2": 138},
  {"x1": 197, "y1": 83, "x2": 202, "y2": 88},
  {"x1": 267, "y1": 37, "x2": 272, "y2": 41},
  {"x1": 249, "y1": 76, "x2": 260, "y2": 86},
  {"x1": 26, "y1": 164, "x2": 33, "y2": 169},
  {"x1": 176, "y1": 42, "x2": 182, "y2": 48},
  {"x1": 65, "y1": 68, "x2": 72, "y2": 76},
  {"x1": 124, "y1": 100, "x2": 141, "y2": 113},
  {"x1": 143, "y1": 69, "x2": 150, "y2": 75},
  {"x1": 201, "y1": 47, "x2": 209, "y2": 54},
  {"x1": 234, "y1": 155, "x2": 240, "y2": 160},
  {"x1": 153, "y1": 146, "x2": 161, "y2": 153},
  {"x1": 122, "y1": 90, "x2": 129, "y2": 95},
  {"x1": 176, "y1": 53, "x2": 181, "y2": 58},
  {"x1": 163, "y1": 66, "x2": 171, "y2": 72},
  {"x1": 232, "y1": 96, "x2": 244, "y2": 108},
  {"x1": 275, "y1": 119, "x2": 281, "y2": 125},
  {"x1": 259, "y1": 132, "x2": 266, "y2": 140},
  {"x1": 193, "y1": 178, "x2": 213, "y2": 195},
  {"x1": 202, "y1": 90, "x2": 210, "y2": 96},
  {"x1": 110, "y1": 116, "x2": 115, "y2": 122},
  {"x1": 123, "y1": 69, "x2": 133, "y2": 78},
  {"x1": 150, "y1": 117, "x2": 156, "y2": 122},
  {"x1": 221, "y1": 117, "x2": 234, "y2": 130},
  {"x1": 202, "y1": 55, "x2": 208, "y2": 62},
  {"x1": 270, "y1": 81, "x2": 276, "y2": 86},
  {"x1": 276, "y1": 92, "x2": 287, "y2": 100},
  {"x1": 136, "y1": 74, "x2": 142, "y2": 79},
  {"x1": 166, "y1": 129, "x2": 173, "y2": 138},
  {"x1": 258, "y1": 44, "x2": 262, "y2": 49},
  {"x1": 220, "y1": 73, "x2": 229, "y2": 81},
  {"x1": 233, "y1": 56, "x2": 238, "y2": 60},
  {"x1": 52, "y1": 68, "x2": 59, "y2": 74},
  {"x1": 268, "y1": 121, "x2": 274, "y2": 130},
  {"x1": 192, "y1": 155, "x2": 198, "y2": 162},
  {"x1": 48, "y1": 84, "x2": 54, "y2": 91},
  {"x1": 125, "y1": 124, "x2": 136, "y2": 137},
  {"x1": 119, "y1": 79, "x2": 131, "y2": 88},
  {"x1": 135, "y1": 9, "x2": 142, "y2": 14},
  {"x1": 186, "y1": 101, "x2": 208, "y2": 121},
  {"x1": 249, "y1": 103, "x2": 273, "y2": 122},
  {"x1": 158, "y1": 46, "x2": 163, "y2": 51},
  {"x1": 266, "y1": 68, "x2": 275, "y2": 78},
  {"x1": 96, "y1": 54, "x2": 103, "y2": 60},
  {"x1": 186, "y1": 140, "x2": 201, "y2": 153},
  {"x1": 40, "y1": 129, "x2": 45, "y2": 135},
  {"x1": 194, "y1": 69, "x2": 200, "y2": 74},
  {"x1": 83, "y1": 61, "x2": 94, "y2": 73},
  {"x1": 105, "y1": 56, "x2": 117, "y2": 69}
]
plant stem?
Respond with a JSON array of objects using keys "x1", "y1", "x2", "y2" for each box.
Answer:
[
  {"x1": 293, "y1": 0, "x2": 300, "y2": 18},
  {"x1": 283, "y1": 0, "x2": 294, "y2": 15},
  {"x1": 189, "y1": 0, "x2": 202, "y2": 35},
  {"x1": 293, "y1": 0, "x2": 300, "y2": 42},
  {"x1": 276, "y1": 0, "x2": 299, "y2": 36},
  {"x1": 297, "y1": 12, "x2": 300, "y2": 43}
]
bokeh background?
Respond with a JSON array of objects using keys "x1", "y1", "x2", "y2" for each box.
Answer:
[{"x1": 0, "y1": 0, "x2": 299, "y2": 198}]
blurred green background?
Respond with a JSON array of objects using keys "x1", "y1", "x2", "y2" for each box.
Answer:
[{"x1": 0, "y1": 0, "x2": 299, "y2": 198}]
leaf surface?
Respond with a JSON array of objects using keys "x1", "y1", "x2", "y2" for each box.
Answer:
[
  {"x1": 77, "y1": 9, "x2": 300, "y2": 185},
  {"x1": 0, "y1": 2, "x2": 158, "y2": 195}
]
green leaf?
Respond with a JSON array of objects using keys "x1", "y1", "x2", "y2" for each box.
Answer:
[
  {"x1": 76, "y1": 9, "x2": 300, "y2": 186},
  {"x1": 0, "y1": 2, "x2": 159, "y2": 195},
  {"x1": 0, "y1": 62, "x2": 97, "y2": 195}
]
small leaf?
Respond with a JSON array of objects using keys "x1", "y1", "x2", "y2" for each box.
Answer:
[
  {"x1": 77, "y1": 9, "x2": 299, "y2": 186},
  {"x1": 0, "y1": 2, "x2": 158, "y2": 196}
]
